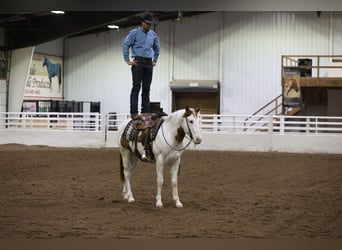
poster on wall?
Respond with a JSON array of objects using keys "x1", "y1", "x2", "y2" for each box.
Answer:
[
  {"x1": 24, "y1": 53, "x2": 63, "y2": 100},
  {"x1": 283, "y1": 67, "x2": 301, "y2": 107},
  {"x1": 22, "y1": 101, "x2": 37, "y2": 112}
]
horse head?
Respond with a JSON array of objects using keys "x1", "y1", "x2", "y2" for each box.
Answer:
[{"x1": 182, "y1": 106, "x2": 202, "y2": 145}]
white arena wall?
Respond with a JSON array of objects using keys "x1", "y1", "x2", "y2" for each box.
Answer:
[
  {"x1": 1, "y1": 130, "x2": 341, "y2": 155},
  {"x1": 193, "y1": 133, "x2": 342, "y2": 154},
  {"x1": 1, "y1": 112, "x2": 341, "y2": 154},
  {"x1": 0, "y1": 130, "x2": 105, "y2": 148}
]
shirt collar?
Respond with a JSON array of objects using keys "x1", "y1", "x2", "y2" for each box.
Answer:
[{"x1": 139, "y1": 26, "x2": 149, "y2": 33}]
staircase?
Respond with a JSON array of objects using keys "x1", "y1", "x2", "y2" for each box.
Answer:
[{"x1": 244, "y1": 94, "x2": 300, "y2": 132}]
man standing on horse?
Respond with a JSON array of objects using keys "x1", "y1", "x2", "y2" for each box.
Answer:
[{"x1": 122, "y1": 13, "x2": 160, "y2": 119}]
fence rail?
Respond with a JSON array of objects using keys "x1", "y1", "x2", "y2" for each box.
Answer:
[
  {"x1": 0, "y1": 112, "x2": 103, "y2": 131},
  {"x1": 1, "y1": 112, "x2": 342, "y2": 135}
]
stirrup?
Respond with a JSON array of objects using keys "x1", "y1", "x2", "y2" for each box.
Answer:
[{"x1": 141, "y1": 151, "x2": 147, "y2": 160}]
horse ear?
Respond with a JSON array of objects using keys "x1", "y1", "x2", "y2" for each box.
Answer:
[
  {"x1": 195, "y1": 107, "x2": 200, "y2": 114},
  {"x1": 183, "y1": 105, "x2": 192, "y2": 118}
]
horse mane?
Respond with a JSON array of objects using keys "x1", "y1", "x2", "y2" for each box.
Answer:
[
  {"x1": 162, "y1": 109, "x2": 183, "y2": 124},
  {"x1": 162, "y1": 107, "x2": 199, "y2": 123}
]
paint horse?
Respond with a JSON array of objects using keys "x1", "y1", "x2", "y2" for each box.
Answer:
[
  {"x1": 43, "y1": 57, "x2": 62, "y2": 92},
  {"x1": 118, "y1": 106, "x2": 202, "y2": 208}
]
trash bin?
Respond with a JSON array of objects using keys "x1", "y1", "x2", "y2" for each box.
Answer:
[{"x1": 298, "y1": 58, "x2": 312, "y2": 77}]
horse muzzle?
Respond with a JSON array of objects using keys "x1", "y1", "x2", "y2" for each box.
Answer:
[{"x1": 193, "y1": 137, "x2": 202, "y2": 144}]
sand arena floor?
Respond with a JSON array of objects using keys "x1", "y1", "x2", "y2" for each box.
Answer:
[{"x1": 0, "y1": 144, "x2": 342, "y2": 239}]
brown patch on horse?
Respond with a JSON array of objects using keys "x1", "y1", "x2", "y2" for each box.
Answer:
[
  {"x1": 176, "y1": 106, "x2": 200, "y2": 142},
  {"x1": 175, "y1": 127, "x2": 185, "y2": 143},
  {"x1": 183, "y1": 106, "x2": 193, "y2": 118},
  {"x1": 120, "y1": 136, "x2": 131, "y2": 149},
  {"x1": 183, "y1": 106, "x2": 200, "y2": 118}
]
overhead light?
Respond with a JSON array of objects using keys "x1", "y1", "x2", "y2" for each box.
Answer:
[
  {"x1": 107, "y1": 24, "x2": 120, "y2": 29},
  {"x1": 51, "y1": 11, "x2": 65, "y2": 15},
  {"x1": 177, "y1": 10, "x2": 183, "y2": 23}
]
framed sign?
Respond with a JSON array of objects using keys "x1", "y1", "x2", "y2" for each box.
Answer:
[
  {"x1": 24, "y1": 53, "x2": 63, "y2": 100},
  {"x1": 283, "y1": 67, "x2": 301, "y2": 107},
  {"x1": 22, "y1": 101, "x2": 37, "y2": 112}
]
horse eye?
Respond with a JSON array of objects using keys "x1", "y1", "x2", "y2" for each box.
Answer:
[{"x1": 189, "y1": 120, "x2": 194, "y2": 124}]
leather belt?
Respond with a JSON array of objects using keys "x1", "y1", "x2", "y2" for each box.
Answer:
[{"x1": 134, "y1": 56, "x2": 152, "y2": 62}]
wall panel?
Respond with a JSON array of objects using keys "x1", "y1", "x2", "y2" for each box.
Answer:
[
  {"x1": 64, "y1": 11, "x2": 340, "y2": 116},
  {"x1": 222, "y1": 12, "x2": 331, "y2": 115},
  {"x1": 173, "y1": 12, "x2": 221, "y2": 80}
]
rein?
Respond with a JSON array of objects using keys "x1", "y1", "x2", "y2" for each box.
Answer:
[{"x1": 161, "y1": 117, "x2": 193, "y2": 152}]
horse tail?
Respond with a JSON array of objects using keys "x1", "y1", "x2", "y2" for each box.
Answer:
[{"x1": 119, "y1": 153, "x2": 125, "y2": 183}]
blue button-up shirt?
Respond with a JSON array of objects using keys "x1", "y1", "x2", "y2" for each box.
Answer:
[{"x1": 122, "y1": 26, "x2": 160, "y2": 62}]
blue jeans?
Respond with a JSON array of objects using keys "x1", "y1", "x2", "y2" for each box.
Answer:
[{"x1": 130, "y1": 59, "x2": 153, "y2": 115}]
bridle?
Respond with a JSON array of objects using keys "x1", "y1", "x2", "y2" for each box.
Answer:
[
  {"x1": 161, "y1": 117, "x2": 193, "y2": 152},
  {"x1": 185, "y1": 117, "x2": 194, "y2": 140}
]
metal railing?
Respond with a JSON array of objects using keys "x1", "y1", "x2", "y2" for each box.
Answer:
[
  {"x1": 1, "y1": 112, "x2": 342, "y2": 135},
  {"x1": 200, "y1": 113, "x2": 342, "y2": 135},
  {"x1": 0, "y1": 112, "x2": 103, "y2": 131},
  {"x1": 273, "y1": 115, "x2": 342, "y2": 134},
  {"x1": 282, "y1": 55, "x2": 342, "y2": 83}
]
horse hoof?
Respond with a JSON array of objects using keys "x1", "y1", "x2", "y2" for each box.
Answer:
[
  {"x1": 128, "y1": 198, "x2": 135, "y2": 203},
  {"x1": 156, "y1": 202, "x2": 163, "y2": 208},
  {"x1": 175, "y1": 202, "x2": 183, "y2": 208}
]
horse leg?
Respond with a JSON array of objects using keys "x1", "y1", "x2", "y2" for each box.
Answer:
[
  {"x1": 121, "y1": 150, "x2": 137, "y2": 203},
  {"x1": 155, "y1": 159, "x2": 164, "y2": 208},
  {"x1": 58, "y1": 76, "x2": 61, "y2": 92},
  {"x1": 170, "y1": 160, "x2": 183, "y2": 208},
  {"x1": 49, "y1": 77, "x2": 52, "y2": 91}
]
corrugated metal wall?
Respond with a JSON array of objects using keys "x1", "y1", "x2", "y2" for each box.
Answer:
[
  {"x1": 333, "y1": 12, "x2": 342, "y2": 55},
  {"x1": 0, "y1": 80, "x2": 6, "y2": 112},
  {"x1": 147, "y1": 21, "x2": 171, "y2": 112},
  {"x1": 65, "y1": 31, "x2": 124, "y2": 114},
  {"x1": 64, "y1": 21, "x2": 172, "y2": 114},
  {"x1": 64, "y1": 11, "x2": 340, "y2": 115},
  {"x1": 222, "y1": 12, "x2": 331, "y2": 114},
  {"x1": 173, "y1": 12, "x2": 221, "y2": 80}
]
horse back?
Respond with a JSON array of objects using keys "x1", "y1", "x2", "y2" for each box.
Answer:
[{"x1": 119, "y1": 115, "x2": 164, "y2": 162}]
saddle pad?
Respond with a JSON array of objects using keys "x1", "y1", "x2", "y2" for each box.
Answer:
[
  {"x1": 122, "y1": 120, "x2": 136, "y2": 142},
  {"x1": 122, "y1": 118, "x2": 164, "y2": 142}
]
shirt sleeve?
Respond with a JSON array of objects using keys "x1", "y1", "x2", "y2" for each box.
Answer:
[
  {"x1": 122, "y1": 29, "x2": 135, "y2": 62},
  {"x1": 153, "y1": 34, "x2": 160, "y2": 62}
]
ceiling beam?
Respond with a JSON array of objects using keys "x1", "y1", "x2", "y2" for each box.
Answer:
[{"x1": 6, "y1": 11, "x2": 140, "y2": 50}]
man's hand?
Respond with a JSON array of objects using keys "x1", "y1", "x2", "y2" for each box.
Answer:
[{"x1": 127, "y1": 60, "x2": 138, "y2": 66}]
